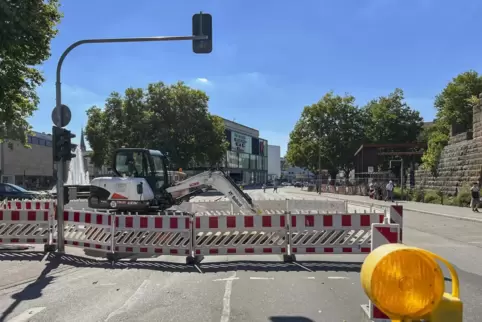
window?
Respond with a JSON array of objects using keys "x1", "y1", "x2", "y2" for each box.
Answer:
[
  {"x1": 31, "y1": 137, "x2": 39, "y2": 145},
  {"x1": 250, "y1": 154, "x2": 257, "y2": 170},
  {"x1": 239, "y1": 153, "x2": 250, "y2": 169},
  {"x1": 227, "y1": 151, "x2": 239, "y2": 168},
  {"x1": 115, "y1": 151, "x2": 148, "y2": 177},
  {"x1": 38, "y1": 139, "x2": 45, "y2": 146}
]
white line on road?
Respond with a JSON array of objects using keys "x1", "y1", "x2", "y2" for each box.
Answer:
[
  {"x1": 293, "y1": 262, "x2": 314, "y2": 272},
  {"x1": 213, "y1": 277, "x2": 239, "y2": 282},
  {"x1": 9, "y1": 307, "x2": 46, "y2": 322},
  {"x1": 328, "y1": 276, "x2": 349, "y2": 280},
  {"x1": 249, "y1": 277, "x2": 274, "y2": 280},
  {"x1": 305, "y1": 277, "x2": 316, "y2": 279},
  {"x1": 220, "y1": 272, "x2": 237, "y2": 322},
  {"x1": 105, "y1": 279, "x2": 150, "y2": 321}
]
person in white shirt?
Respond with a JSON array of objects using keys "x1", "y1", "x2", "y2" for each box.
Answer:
[{"x1": 385, "y1": 180, "x2": 394, "y2": 202}]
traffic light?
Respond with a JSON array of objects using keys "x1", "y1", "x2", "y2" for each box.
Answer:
[
  {"x1": 63, "y1": 185, "x2": 70, "y2": 205},
  {"x1": 52, "y1": 126, "x2": 76, "y2": 162},
  {"x1": 192, "y1": 13, "x2": 212, "y2": 54}
]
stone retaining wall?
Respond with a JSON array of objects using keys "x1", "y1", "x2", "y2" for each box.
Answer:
[{"x1": 415, "y1": 100, "x2": 482, "y2": 193}]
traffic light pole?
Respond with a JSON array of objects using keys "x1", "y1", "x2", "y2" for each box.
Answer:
[{"x1": 54, "y1": 34, "x2": 208, "y2": 253}]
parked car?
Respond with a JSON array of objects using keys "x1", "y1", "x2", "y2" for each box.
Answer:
[{"x1": 0, "y1": 183, "x2": 50, "y2": 200}]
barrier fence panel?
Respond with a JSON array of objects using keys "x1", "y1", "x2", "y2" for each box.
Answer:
[
  {"x1": 189, "y1": 199, "x2": 347, "y2": 215},
  {"x1": 57, "y1": 209, "x2": 114, "y2": 253},
  {"x1": 0, "y1": 208, "x2": 52, "y2": 245},
  {"x1": 113, "y1": 213, "x2": 192, "y2": 256},
  {"x1": 194, "y1": 214, "x2": 288, "y2": 256},
  {"x1": 0, "y1": 202, "x2": 402, "y2": 265},
  {"x1": 289, "y1": 213, "x2": 386, "y2": 255}
]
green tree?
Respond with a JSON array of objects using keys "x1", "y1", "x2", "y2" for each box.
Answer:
[
  {"x1": 286, "y1": 92, "x2": 365, "y2": 178},
  {"x1": 0, "y1": 0, "x2": 62, "y2": 145},
  {"x1": 85, "y1": 82, "x2": 228, "y2": 169},
  {"x1": 361, "y1": 88, "x2": 424, "y2": 144},
  {"x1": 422, "y1": 71, "x2": 482, "y2": 172}
]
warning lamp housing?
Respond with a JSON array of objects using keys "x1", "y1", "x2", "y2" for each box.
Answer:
[{"x1": 361, "y1": 243, "x2": 463, "y2": 321}]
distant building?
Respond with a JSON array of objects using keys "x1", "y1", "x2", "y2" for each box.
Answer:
[
  {"x1": 267, "y1": 145, "x2": 281, "y2": 181},
  {"x1": 0, "y1": 131, "x2": 77, "y2": 189}
]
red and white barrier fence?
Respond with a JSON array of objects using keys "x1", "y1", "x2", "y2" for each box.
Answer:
[
  {"x1": 361, "y1": 219, "x2": 401, "y2": 322},
  {"x1": 0, "y1": 205, "x2": 403, "y2": 263}
]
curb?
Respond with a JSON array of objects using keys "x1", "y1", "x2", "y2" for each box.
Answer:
[{"x1": 289, "y1": 189, "x2": 482, "y2": 223}]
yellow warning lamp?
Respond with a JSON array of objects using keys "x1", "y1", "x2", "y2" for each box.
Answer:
[{"x1": 360, "y1": 243, "x2": 463, "y2": 322}]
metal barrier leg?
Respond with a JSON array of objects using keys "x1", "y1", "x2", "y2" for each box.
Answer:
[
  {"x1": 106, "y1": 212, "x2": 118, "y2": 262},
  {"x1": 283, "y1": 204, "x2": 296, "y2": 262},
  {"x1": 44, "y1": 206, "x2": 57, "y2": 253},
  {"x1": 186, "y1": 213, "x2": 203, "y2": 265}
]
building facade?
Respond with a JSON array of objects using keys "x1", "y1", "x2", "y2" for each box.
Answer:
[
  {"x1": 0, "y1": 131, "x2": 55, "y2": 189},
  {"x1": 0, "y1": 131, "x2": 82, "y2": 190},
  {"x1": 267, "y1": 145, "x2": 281, "y2": 181},
  {"x1": 222, "y1": 118, "x2": 268, "y2": 184}
]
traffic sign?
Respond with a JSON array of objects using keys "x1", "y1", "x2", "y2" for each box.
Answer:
[{"x1": 51, "y1": 104, "x2": 72, "y2": 128}]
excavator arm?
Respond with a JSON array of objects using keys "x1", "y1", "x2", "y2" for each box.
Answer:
[{"x1": 165, "y1": 171, "x2": 262, "y2": 214}]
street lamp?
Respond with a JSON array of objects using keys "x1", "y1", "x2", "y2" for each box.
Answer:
[{"x1": 53, "y1": 13, "x2": 212, "y2": 253}]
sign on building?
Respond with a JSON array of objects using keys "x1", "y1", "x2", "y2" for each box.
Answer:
[{"x1": 231, "y1": 131, "x2": 252, "y2": 153}]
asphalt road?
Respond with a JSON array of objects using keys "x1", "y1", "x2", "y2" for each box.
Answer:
[{"x1": 0, "y1": 188, "x2": 480, "y2": 321}]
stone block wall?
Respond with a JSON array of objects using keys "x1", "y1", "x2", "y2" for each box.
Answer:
[{"x1": 414, "y1": 100, "x2": 482, "y2": 193}]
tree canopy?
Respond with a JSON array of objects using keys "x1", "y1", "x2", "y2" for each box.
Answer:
[
  {"x1": 85, "y1": 82, "x2": 228, "y2": 169},
  {"x1": 0, "y1": 0, "x2": 62, "y2": 145},
  {"x1": 286, "y1": 89, "x2": 423, "y2": 177},
  {"x1": 286, "y1": 92, "x2": 365, "y2": 177},
  {"x1": 422, "y1": 71, "x2": 482, "y2": 172},
  {"x1": 361, "y1": 88, "x2": 423, "y2": 144}
]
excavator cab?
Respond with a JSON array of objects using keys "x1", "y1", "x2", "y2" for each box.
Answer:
[{"x1": 113, "y1": 148, "x2": 169, "y2": 195}]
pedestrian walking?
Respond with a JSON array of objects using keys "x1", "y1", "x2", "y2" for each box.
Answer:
[
  {"x1": 273, "y1": 182, "x2": 278, "y2": 193},
  {"x1": 385, "y1": 180, "x2": 394, "y2": 202},
  {"x1": 470, "y1": 182, "x2": 480, "y2": 212}
]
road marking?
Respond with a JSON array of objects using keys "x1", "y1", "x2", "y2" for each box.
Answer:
[
  {"x1": 469, "y1": 241, "x2": 482, "y2": 244},
  {"x1": 249, "y1": 277, "x2": 274, "y2": 280},
  {"x1": 293, "y1": 262, "x2": 314, "y2": 272},
  {"x1": 213, "y1": 277, "x2": 239, "y2": 282},
  {"x1": 220, "y1": 272, "x2": 236, "y2": 322},
  {"x1": 9, "y1": 307, "x2": 46, "y2": 322},
  {"x1": 105, "y1": 279, "x2": 149, "y2": 321},
  {"x1": 305, "y1": 277, "x2": 316, "y2": 280},
  {"x1": 328, "y1": 276, "x2": 349, "y2": 280}
]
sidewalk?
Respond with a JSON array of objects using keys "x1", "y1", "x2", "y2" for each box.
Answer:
[{"x1": 288, "y1": 188, "x2": 482, "y2": 223}]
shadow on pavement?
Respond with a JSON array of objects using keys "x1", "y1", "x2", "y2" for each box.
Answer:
[
  {"x1": 270, "y1": 317, "x2": 315, "y2": 322},
  {"x1": 0, "y1": 251, "x2": 362, "y2": 274},
  {"x1": 0, "y1": 254, "x2": 60, "y2": 322}
]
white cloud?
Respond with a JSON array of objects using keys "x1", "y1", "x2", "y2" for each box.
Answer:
[{"x1": 195, "y1": 77, "x2": 210, "y2": 84}]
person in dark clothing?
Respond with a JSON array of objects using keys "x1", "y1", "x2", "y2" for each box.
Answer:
[{"x1": 471, "y1": 182, "x2": 480, "y2": 212}]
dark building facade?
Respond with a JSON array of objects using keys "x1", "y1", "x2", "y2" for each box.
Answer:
[{"x1": 223, "y1": 121, "x2": 268, "y2": 184}]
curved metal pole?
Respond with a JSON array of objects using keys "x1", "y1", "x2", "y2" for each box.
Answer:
[{"x1": 54, "y1": 35, "x2": 206, "y2": 253}]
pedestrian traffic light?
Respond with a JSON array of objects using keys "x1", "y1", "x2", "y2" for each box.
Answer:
[
  {"x1": 192, "y1": 12, "x2": 212, "y2": 54},
  {"x1": 52, "y1": 126, "x2": 76, "y2": 162}
]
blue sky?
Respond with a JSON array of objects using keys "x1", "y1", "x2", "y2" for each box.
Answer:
[{"x1": 33, "y1": 0, "x2": 482, "y2": 156}]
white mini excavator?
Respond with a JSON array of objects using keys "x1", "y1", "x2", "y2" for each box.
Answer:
[{"x1": 88, "y1": 148, "x2": 261, "y2": 214}]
